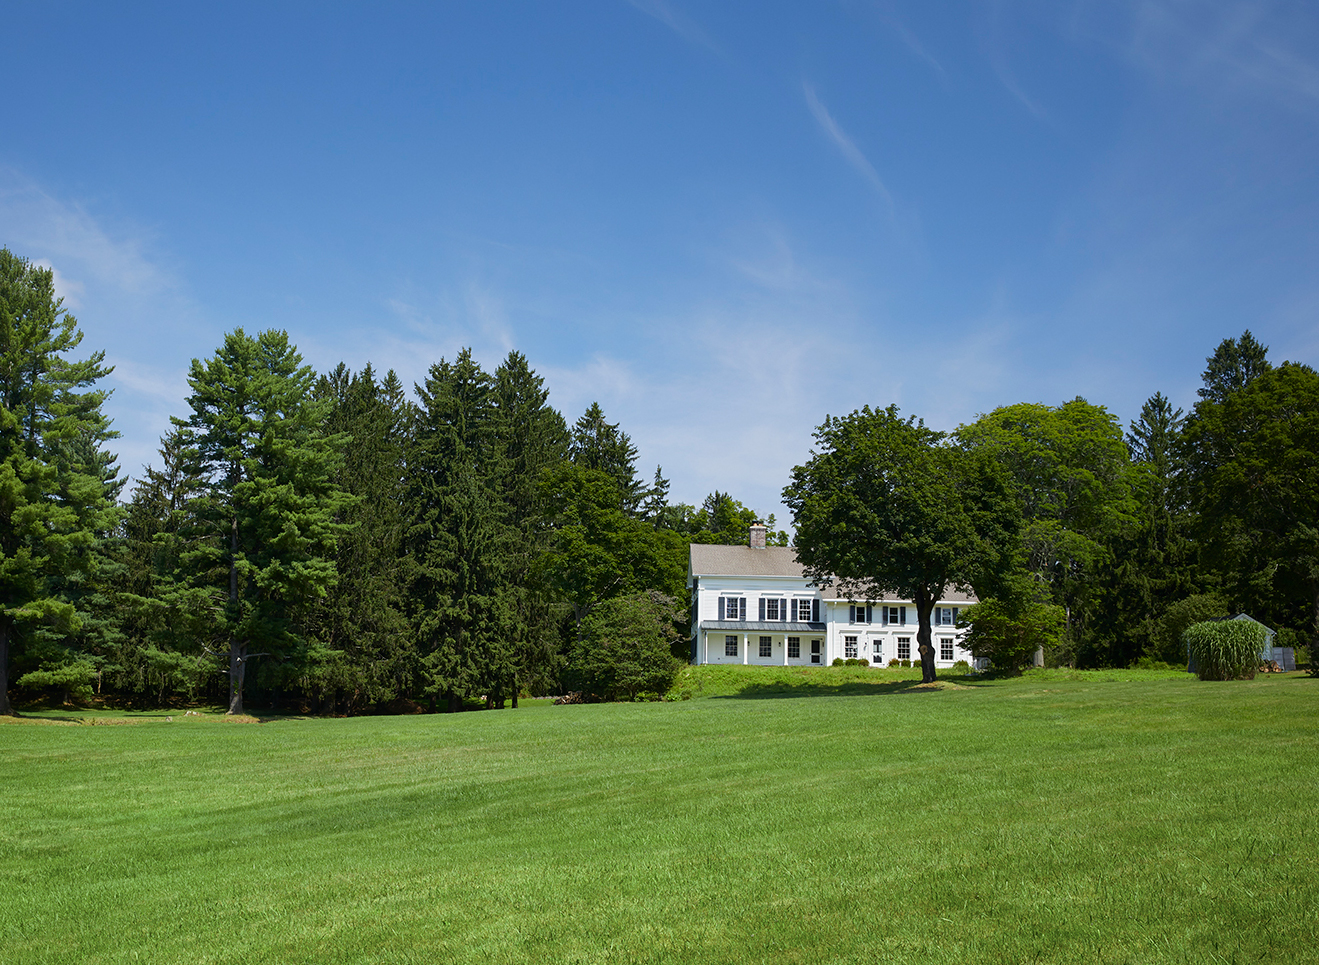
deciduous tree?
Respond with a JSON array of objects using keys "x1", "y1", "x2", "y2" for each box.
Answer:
[{"x1": 785, "y1": 405, "x2": 1021, "y2": 683}]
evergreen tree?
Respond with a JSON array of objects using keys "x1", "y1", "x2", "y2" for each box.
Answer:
[
  {"x1": 570, "y1": 402, "x2": 645, "y2": 514},
  {"x1": 0, "y1": 249, "x2": 121, "y2": 714},
  {"x1": 408, "y1": 349, "x2": 514, "y2": 710},
  {"x1": 491, "y1": 351, "x2": 569, "y2": 700},
  {"x1": 175, "y1": 329, "x2": 354, "y2": 715},
  {"x1": 304, "y1": 363, "x2": 414, "y2": 712},
  {"x1": 1198, "y1": 330, "x2": 1271, "y2": 405}
]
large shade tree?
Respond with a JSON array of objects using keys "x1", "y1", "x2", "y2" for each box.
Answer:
[
  {"x1": 784, "y1": 405, "x2": 1021, "y2": 683},
  {"x1": 0, "y1": 250, "x2": 121, "y2": 714}
]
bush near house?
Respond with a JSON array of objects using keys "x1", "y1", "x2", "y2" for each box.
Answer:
[
  {"x1": 1184, "y1": 619, "x2": 1267, "y2": 680},
  {"x1": 563, "y1": 591, "x2": 683, "y2": 701}
]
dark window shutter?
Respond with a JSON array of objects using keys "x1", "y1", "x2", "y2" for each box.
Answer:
[
  {"x1": 900, "y1": 606, "x2": 907, "y2": 625},
  {"x1": 718, "y1": 597, "x2": 725, "y2": 621},
  {"x1": 740, "y1": 598, "x2": 746, "y2": 620},
  {"x1": 866, "y1": 605, "x2": 873, "y2": 624},
  {"x1": 882, "y1": 607, "x2": 888, "y2": 626},
  {"x1": 781, "y1": 599, "x2": 788, "y2": 621},
  {"x1": 812, "y1": 599, "x2": 819, "y2": 623},
  {"x1": 849, "y1": 605, "x2": 855, "y2": 623},
  {"x1": 759, "y1": 598, "x2": 766, "y2": 621},
  {"x1": 952, "y1": 607, "x2": 959, "y2": 625}
]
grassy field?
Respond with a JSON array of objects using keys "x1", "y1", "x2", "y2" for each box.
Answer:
[{"x1": 2, "y1": 669, "x2": 1314, "y2": 964}]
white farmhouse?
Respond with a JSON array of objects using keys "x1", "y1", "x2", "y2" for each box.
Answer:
[{"x1": 688, "y1": 524, "x2": 977, "y2": 669}]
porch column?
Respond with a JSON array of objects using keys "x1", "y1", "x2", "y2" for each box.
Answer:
[
  {"x1": 783, "y1": 635, "x2": 788, "y2": 666},
  {"x1": 742, "y1": 634, "x2": 748, "y2": 665}
]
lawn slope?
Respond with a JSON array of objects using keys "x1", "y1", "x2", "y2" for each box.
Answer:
[{"x1": 1, "y1": 672, "x2": 1313, "y2": 964}]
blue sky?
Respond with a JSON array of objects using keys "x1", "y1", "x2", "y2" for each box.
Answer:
[{"x1": 3, "y1": 1, "x2": 1318, "y2": 525}]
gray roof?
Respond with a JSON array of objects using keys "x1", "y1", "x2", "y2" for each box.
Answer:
[
  {"x1": 688, "y1": 543, "x2": 978, "y2": 604},
  {"x1": 689, "y1": 544, "x2": 808, "y2": 579}
]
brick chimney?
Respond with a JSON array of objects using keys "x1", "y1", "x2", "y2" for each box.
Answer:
[{"x1": 749, "y1": 523, "x2": 767, "y2": 549}]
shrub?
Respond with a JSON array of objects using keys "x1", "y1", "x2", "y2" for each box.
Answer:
[
  {"x1": 832, "y1": 657, "x2": 845, "y2": 666},
  {"x1": 1152, "y1": 594, "x2": 1228, "y2": 665},
  {"x1": 16, "y1": 661, "x2": 97, "y2": 703},
  {"x1": 960, "y1": 599, "x2": 1064, "y2": 673},
  {"x1": 563, "y1": 591, "x2": 683, "y2": 701},
  {"x1": 887, "y1": 658, "x2": 900, "y2": 668},
  {"x1": 1184, "y1": 619, "x2": 1267, "y2": 680},
  {"x1": 1131, "y1": 656, "x2": 1179, "y2": 671},
  {"x1": 951, "y1": 660, "x2": 971, "y2": 674},
  {"x1": 900, "y1": 659, "x2": 910, "y2": 668}
]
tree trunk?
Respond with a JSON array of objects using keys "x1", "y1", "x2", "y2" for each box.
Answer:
[
  {"x1": 0, "y1": 618, "x2": 10, "y2": 715},
  {"x1": 511, "y1": 692, "x2": 518, "y2": 709},
  {"x1": 227, "y1": 639, "x2": 246, "y2": 715},
  {"x1": 915, "y1": 587, "x2": 937, "y2": 684}
]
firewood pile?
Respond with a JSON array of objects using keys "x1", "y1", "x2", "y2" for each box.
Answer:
[
  {"x1": 553, "y1": 692, "x2": 584, "y2": 705},
  {"x1": 1259, "y1": 660, "x2": 1283, "y2": 673}
]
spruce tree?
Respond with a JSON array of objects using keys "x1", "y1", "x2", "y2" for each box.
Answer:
[
  {"x1": 0, "y1": 249, "x2": 121, "y2": 714},
  {"x1": 176, "y1": 329, "x2": 354, "y2": 715},
  {"x1": 408, "y1": 349, "x2": 513, "y2": 710},
  {"x1": 305, "y1": 363, "x2": 413, "y2": 712}
]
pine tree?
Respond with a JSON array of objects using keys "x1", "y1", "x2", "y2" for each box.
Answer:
[
  {"x1": 491, "y1": 351, "x2": 569, "y2": 700},
  {"x1": 570, "y1": 402, "x2": 645, "y2": 514},
  {"x1": 304, "y1": 363, "x2": 413, "y2": 712},
  {"x1": 1198, "y1": 330, "x2": 1271, "y2": 404},
  {"x1": 408, "y1": 349, "x2": 513, "y2": 710},
  {"x1": 0, "y1": 249, "x2": 122, "y2": 714},
  {"x1": 176, "y1": 329, "x2": 354, "y2": 715}
]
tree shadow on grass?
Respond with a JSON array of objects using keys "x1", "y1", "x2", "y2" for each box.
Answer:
[{"x1": 713, "y1": 676, "x2": 994, "y2": 700}]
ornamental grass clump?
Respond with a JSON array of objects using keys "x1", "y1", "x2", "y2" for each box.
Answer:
[{"x1": 1184, "y1": 619, "x2": 1267, "y2": 680}]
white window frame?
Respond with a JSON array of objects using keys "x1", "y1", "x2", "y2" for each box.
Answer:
[
  {"x1": 725, "y1": 635, "x2": 738, "y2": 657},
  {"x1": 787, "y1": 636, "x2": 800, "y2": 659},
  {"x1": 766, "y1": 598, "x2": 780, "y2": 621},
  {"x1": 897, "y1": 637, "x2": 911, "y2": 661},
  {"x1": 844, "y1": 635, "x2": 858, "y2": 659},
  {"x1": 940, "y1": 637, "x2": 954, "y2": 661},
  {"x1": 759, "y1": 636, "x2": 772, "y2": 658}
]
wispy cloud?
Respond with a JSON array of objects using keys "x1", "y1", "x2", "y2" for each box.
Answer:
[
  {"x1": 979, "y1": 3, "x2": 1047, "y2": 118},
  {"x1": 624, "y1": 0, "x2": 720, "y2": 54},
  {"x1": 802, "y1": 82, "x2": 895, "y2": 210},
  {"x1": 1082, "y1": 0, "x2": 1319, "y2": 106},
  {"x1": 0, "y1": 169, "x2": 172, "y2": 297}
]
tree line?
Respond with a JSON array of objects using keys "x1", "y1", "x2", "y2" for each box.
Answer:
[
  {"x1": 786, "y1": 330, "x2": 1319, "y2": 680},
  {"x1": 0, "y1": 249, "x2": 787, "y2": 713},
  {"x1": 3, "y1": 244, "x2": 1316, "y2": 709}
]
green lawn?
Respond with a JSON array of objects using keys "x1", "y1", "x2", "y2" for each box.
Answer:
[{"x1": 2, "y1": 670, "x2": 1314, "y2": 964}]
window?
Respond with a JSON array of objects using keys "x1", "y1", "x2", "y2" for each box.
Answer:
[
  {"x1": 849, "y1": 605, "x2": 871, "y2": 624},
  {"x1": 844, "y1": 635, "x2": 858, "y2": 659},
  {"x1": 872, "y1": 639, "x2": 883, "y2": 661},
  {"x1": 883, "y1": 606, "x2": 905, "y2": 626},
  {"x1": 792, "y1": 599, "x2": 814, "y2": 622},
  {"x1": 759, "y1": 636, "x2": 772, "y2": 658},
  {"x1": 935, "y1": 607, "x2": 958, "y2": 627},
  {"x1": 766, "y1": 598, "x2": 780, "y2": 621},
  {"x1": 897, "y1": 637, "x2": 911, "y2": 660},
  {"x1": 725, "y1": 635, "x2": 738, "y2": 657},
  {"x1": 940, "y1": 638, "x2": 954, "y2": 661},
  {"x1": 787, "y1": 637, "x2": 800, "y2": 659},
  {"x1": 810, "y1": 640, "x2": 821, "y2": 663},
  {"x1": 719, "y1": 597, "x2": 746, "y2": 621}
]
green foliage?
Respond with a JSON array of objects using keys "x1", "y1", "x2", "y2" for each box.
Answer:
[
  {"x1": 563, "y1": 590, "x2": 682, "y2": 701},
  {"x1": 666, "y1": 490, "x2": 789, "y2": 545},
  {"x1": 174, "y1": 328, "x2": 355, "y2": 714},
  {"x1": 956, "y1": 398, "x2": 1137, "y2": 666},
  {"x1": 1184, "y1": 619, "x2": 1267, "y2": 681},
  {"x1": 1198, "y1": 330, "x2": 1272, "y2": 405},
  {"x1": 1153, "y1": 593, "x2": 1229, "y2": 665},
  {"x1": 15, "y1": 659, "x2": 97, "y2": 701},
  {"x1": 1183, "y1": 361, "x2": 1319, "y2": 639},
  {"x1": 959, "y1": 599, "x2": 1065, "y2": 673},
  {"x1": 0, "y1": 248, "x2": 122, "y2": 714},
  {"x1": 786, "y1": 404, "x2": 1021, "y2": 682}
]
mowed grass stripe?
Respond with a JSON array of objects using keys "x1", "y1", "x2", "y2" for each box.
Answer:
[{"x1": 1, "y1": 672, "x2": 1314, "y2": 964}]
